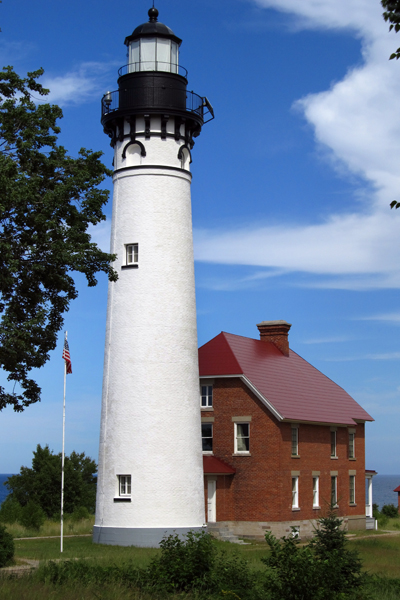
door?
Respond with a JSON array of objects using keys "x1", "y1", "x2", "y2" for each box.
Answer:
[{"x1": 207, "y1": 478, "x2": 217, "y2": 522}]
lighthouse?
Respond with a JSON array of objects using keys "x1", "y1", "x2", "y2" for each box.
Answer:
[{"x1": 93, "y1": 8, "x2": 214, "y2": 547}]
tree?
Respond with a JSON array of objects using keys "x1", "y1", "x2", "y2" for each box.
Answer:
[
  {"x1": 262, "y1": 508, "x2": 367, "y2": 600},
  {"x1": 381, "y1": 2, "x2": 400, "y2": 209},
  {"x1": 0, "y1": 66, "x2": 117, "y2": 412},
  {"x1": 382, "y1": 0, "x2": 400, "y2": 60},
  {"x1": 3, "y1": 444, "x2": 97, "y2": 517}
]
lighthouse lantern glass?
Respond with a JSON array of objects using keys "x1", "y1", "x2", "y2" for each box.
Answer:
[{"x1": 128, "y1": 37, "x2": 179, "y2": 73}]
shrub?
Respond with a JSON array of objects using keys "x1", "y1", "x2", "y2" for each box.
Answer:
[
  {"x1": 0, "y1": 496, "x2": 23, "y2": 524},
  {"x1": 145, "y1": 530, "x2": 216, "y2": 592},
  {"x1": 381, "y1": 504, "x2": 399, "y2": 518},
  {"x1": 310, "y1": 507, "x2": 366, "y2": 598},
  {"x1": 263, "y1": 532, "x2": 326, "y2": 600},
  {"x1": 262, "y1": 508, "x2": 367, "y2": 600},
  {"x1": 0, "y1": 523, "x2": 14, "y2": 567},
  {"x1": 70, "y1": 506, "x2": 90, "y2": 522},
  {"x1": 372, "y1": 503, "x2": 380, "y2": 520},
  {"x1": 20, "y1": 500, "x2": 46, "y2": 530}
]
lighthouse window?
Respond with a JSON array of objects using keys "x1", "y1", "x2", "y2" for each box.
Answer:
[
  {"x1": 126, "y1": 243, "x2": 139, "y2": 265},
  {"x1": 141, "y1": 37, "x2": 156, "y2": 71},
  {"x1": 157, "y1": 38, "x2": 171, "y2": 72},
  {"x1": 171, "y1": 42, "x2": 178, "y2": 73},
  {"x1": 118, "y1": 475, "x2": 131, "y2": 496}
]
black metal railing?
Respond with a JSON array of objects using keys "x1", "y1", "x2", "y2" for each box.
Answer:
[
  {"x1": 101, "y1": 88, "x2": 205, "y2": 119},
  {"x1": 118, "y1": 62, "x2": 188, "y2": 78}
]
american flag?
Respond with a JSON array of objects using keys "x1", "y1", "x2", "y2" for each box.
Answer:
[{"x1": 62, "y1": 336, "x2": 72, "y2": 375}]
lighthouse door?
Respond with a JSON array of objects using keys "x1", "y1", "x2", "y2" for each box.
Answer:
[{"x1": 207, "y1": 478, "x2": 217, "y2": 522}]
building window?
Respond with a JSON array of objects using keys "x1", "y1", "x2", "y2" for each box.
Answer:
[
  {"x1": 118, "y1": 475, "x2": 131, "y2": 496},
  {"x1": 331, "y1": 476, "x2": 337, "y2": 506},
  {"x1": 349, "y1": 475, "x2": 355, "y2": 504},
  {"x1": 201, "y1": 423, "x2": 213, "y2": 452},
  {"x1": 291, "y1": 426, "x2": 299, "y2": 456},
  {"x1": 313, "y1": 476, "x2": 319, "y2": 508},
  {"x1": 331, "y1": 430, "x2": 337, "y2": 457},
  {"x1": 201, "y1": 385, "x2": 213, "y2": 408},
  {"x1": 126, "y1": 243, "x2": 139, "y2": 265},
  {"x1": 292, "y1": 476, "x2": 299, "y2": 508},
  {"x1": 235, "y1": 423, "x2": 250, "y2": 453},
  {"x1": 349, "y1": 432, "x2": 355, "y2": 459}
]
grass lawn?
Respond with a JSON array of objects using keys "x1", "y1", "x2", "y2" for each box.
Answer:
[{"x1": 2, "y1": 526, "x2": 400, "y2": 599}]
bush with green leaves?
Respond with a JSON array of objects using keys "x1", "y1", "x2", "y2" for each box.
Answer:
[
  {"x1": 262, "y1": 509, "x2": 367, "y2": 600},
  {"x1": 145, "y1": 530, "x2": 216, "y2": 592},
  {"x1": 0, "y1": 495, "x2": 22, "y2": 524},
  {"x1": 20, "y1": 500, "x2": 46, "y2": 530},
  {"x1": 381, "y1": 504, "x2": 399, "y2": 518},
  {"x1": 0, "y1": 523, "x2": 14, "y2": 567},
  {"x1": 309, "y1": 508, "x2": 366, "y2": 598},
  {"x1": 71, "y1": 506, "x2": 90, "y2": 522}
]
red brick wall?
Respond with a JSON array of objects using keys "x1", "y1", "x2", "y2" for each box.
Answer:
[{"x1": 202, "y1": 377, "x2": 366, "y2": 523}]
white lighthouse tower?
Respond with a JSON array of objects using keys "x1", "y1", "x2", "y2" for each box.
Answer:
[{"x1": 93, "y1": 7, "x2": 213, "y2": 547}]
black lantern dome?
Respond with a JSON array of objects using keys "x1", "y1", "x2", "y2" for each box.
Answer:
[
  {"x1": 126, "y1": 8, "x2": 182, "y2": 45},
  {"x1": 101, "y1": 7, "x2": 213, "y2": 147}
]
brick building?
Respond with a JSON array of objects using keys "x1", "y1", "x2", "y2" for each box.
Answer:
[{"x1": 199, "y1": 320, "x2": 374, "y2": 539}]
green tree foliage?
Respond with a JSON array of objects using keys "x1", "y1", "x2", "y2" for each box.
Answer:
[
  {"x1": 309, "y1": 507, "x2": 366, "y2": 598},
  {"x1": 4, "y1": 444, "x2": 97, "y2": 518},
  {"x1": 0, "y1": 66, "x2": 117, "y2": 412},
  {"x1": 382, "y1": 0, "x2": 400, "y2": 59},
  {"x1": 262, "y1": 509, "x2": 366, "y2": 600},
  {"x1": 0, "y1": 495, "x2": 22, "y2": 524},
  {"x1": 0, "y1": 523, "x2": 14, "y2": 568},
  {"x1": 20, "y1": 500, "x2": 46, "y2": 530},
  {"x1": 381, "y1": 503, "x2": 399, "y2": 518}
]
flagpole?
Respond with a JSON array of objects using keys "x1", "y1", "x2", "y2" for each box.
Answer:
[{"x1": 61, "y1": 331, "x2": 67, "y2": 553}]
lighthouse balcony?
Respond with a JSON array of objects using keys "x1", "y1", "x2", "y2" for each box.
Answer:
[
  {"x1": 118, "y1": 62, "x2": 188, "y2": 78},
  {"x1": 101, "y1": 87, "x2": 206, "y2": 122}
]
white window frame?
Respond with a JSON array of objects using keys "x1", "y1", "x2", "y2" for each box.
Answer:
[
  {"x1": 292, "y1": 476, "x2": 299, "y2": 509},
  {"x1": 330, "y1": 430, "x2": 337, "y2": 458},
  {"x1": 234, "y1": 422, "x2": 250, "y2": 454},
  {"x1": 348, "y1": 432, "x2": 355, "y2": 459},
  {"x1": 126, "y1": 243, "x2": 139, "y2": 266},
  {"x1": 118, "y1": 475, "x2": 131, "y2": 497},
  {"x1": 291, "y1": 426, "x2": 299, "y2": 456},
  {"x1": 201, "y1": 385, "x2": 213, "y2": 408},
  {"x1": 331, "y1": 476, "x2": 337, "y2": 506},
  {"x1": 349, "y1": 475, "x2": 356, "y2": 504},
  {"x1": 201, "y1": 423, "x2": 213, "y2": 453},
  {"x1": 313, "y1": 476, "x2": 319, "y2": 508}
]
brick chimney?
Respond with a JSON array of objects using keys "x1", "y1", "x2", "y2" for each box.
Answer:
[{"x1": 256, "y1": 320, "x2": 292, "y2": 357}]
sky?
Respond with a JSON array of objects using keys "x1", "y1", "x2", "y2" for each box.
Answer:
[{"x1": 1, "y1": 0, "x2": 400, "y2": 476}]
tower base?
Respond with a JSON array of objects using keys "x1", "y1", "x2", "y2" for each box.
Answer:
[{"x1": 92, "y1": 525, "x2": 206, "y2": 547}]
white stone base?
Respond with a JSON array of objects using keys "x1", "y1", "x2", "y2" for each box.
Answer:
[
  {"x1": 93, "y1": 525, "x2": 206, "y2": 548},
  {"x1": 209, "y1": 515, "x2": 367, "y2": 541}
]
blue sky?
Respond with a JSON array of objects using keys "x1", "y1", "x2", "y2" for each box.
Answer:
[{"x1": 1, "y1": 0, "x2": 400, "y2": 476}]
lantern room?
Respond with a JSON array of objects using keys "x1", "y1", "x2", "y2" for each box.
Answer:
[{"x1": 124, "y1": 8, "x2": 182, "y2": 74}]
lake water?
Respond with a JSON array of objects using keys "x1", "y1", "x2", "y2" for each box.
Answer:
[
  {"x1": 0, "y1": 474, "x2": 14, "y2": 506},
  {"x1": 1, "y1": 473, "x2": 399, "y2": 510}
]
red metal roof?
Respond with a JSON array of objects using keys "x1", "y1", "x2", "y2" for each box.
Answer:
[
  {"x1": 199, "y1": 332, "x2": 373, "y2": 426},
  {"x1": 203, "y1": 455, "x2": 236, "y2": 475},
  {"x1": 394, "y1": 485, "x2": 400, "y2": 492}
]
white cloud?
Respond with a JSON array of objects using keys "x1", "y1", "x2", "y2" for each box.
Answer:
[
  {"x1": 359, "y1": 312, "x2": 400, "y2": 324},
  {"x1": 196, "y1": 0, "x2": 400, "y2": 290},
  {"x1": 41, "y1": 61, "x2": 118, "y2": 106},
  {"x1": 324, "y1": 352, "x2": 400, "y2": 362}
]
